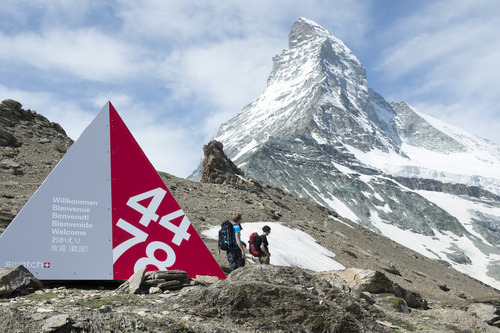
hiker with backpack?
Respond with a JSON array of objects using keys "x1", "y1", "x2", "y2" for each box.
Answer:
[
  {"x1": 258, "y1": 225, "x2": 271, "y2": 264},
  {"x1": 248, "y1": 225, "x2": 271, "y2": 264},
  {"x1": 219, "y1": 213, "x2": 246, "y2": 271}
]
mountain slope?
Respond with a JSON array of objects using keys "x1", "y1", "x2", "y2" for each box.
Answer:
[
  {"x1": 206, "y1": 18, "x2": 500, "y2": 289},
  {"x1": 2, "y1": 99, "x2": 500, "y2": 331}
]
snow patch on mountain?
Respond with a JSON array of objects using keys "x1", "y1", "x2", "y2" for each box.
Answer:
[
  {"x1": 370, "y1": 189, "x2": 500, "y2": 290},
  {"x1": 342, "y1": 130, "x2": 500, "y2": 196},
  {"x1": 417, "y1": 191, "x2": 496, "y2": 245}
]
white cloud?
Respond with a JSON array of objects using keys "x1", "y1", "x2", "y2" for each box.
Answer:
[
  {"x1": 2, "y1": 1, "x2": 92, "y2": 25},
  {"x1": 1, "y1": 0, "x2": 499, "y2": 179},
  {"x1": 160, "y1": 36, "x2": 284, "y2": 140},
  {"x1": 115, "y1": 0, "x2": 368, "y2": 44},
  {"x1": 134, "y1": 0, "x2": 371, "y2": 142},
  {"x1": 371, "y1": 0, "x2": 500, "y2": 144},
  {"x1": 133, "y1": 124, "x2": 203, "y2": 178},
  {"x1": 0, "y1": 28, "x2": 152, "y2": 82},
  {"x1": 117, "y1": 1, "x2": 250, "y2": 43}
]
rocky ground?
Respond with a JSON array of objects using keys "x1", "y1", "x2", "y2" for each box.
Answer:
[
  {"x1": 1, "y1": 264, "x2": 499, "y2": 333},
  {"x1": 1, "y1": 99, "x2": 500, "y2": 332}
]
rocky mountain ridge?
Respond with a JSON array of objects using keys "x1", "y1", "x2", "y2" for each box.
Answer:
[
  {"x1": 0, "y1": 99, "x2": 73, "y2": 233},
  {"x1": 205, "y1": 18, "x2": 500, "y2": 290},
  {"x1": 1, "y1": 99, "x2": 500, "y2": 331}
]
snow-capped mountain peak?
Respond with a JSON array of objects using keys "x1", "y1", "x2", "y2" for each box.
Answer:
[{"x1": 203, "y1": 18, "x2": 500, "y2": 290}]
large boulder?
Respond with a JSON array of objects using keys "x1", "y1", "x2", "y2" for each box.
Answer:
[
  {"x1": 333, "y1": 268, "x2": 394, "y2": 293},
  {"x1": 0, "y1": 265, "x2": 43, "y2": 296},
  {"x1": 187, "y1": 265, "x2": 385, "y2": 332},
  {"x1": 41, "y1": 314, "x2": 75, "y2": 333},
  {"x1": 469, "y1": 297, "x2": 500, "y2": 328},
  {"x1": 0, "y1": 129, "x2": 21, "y2": 147},
  {"x1": 201, "y1": 140, "x2": 244, "y2": 184},
  {"x1": 333, "y1": 268, "x2": 427, "y2": 309}
]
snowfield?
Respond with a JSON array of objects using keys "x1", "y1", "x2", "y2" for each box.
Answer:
[{"x1": 202, "y1": 222, "x2": 345, "y2": 272}]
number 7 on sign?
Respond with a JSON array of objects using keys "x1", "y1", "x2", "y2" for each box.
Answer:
[{"x1": 113, "y1": 218, "x2": 148, "y2": 263}]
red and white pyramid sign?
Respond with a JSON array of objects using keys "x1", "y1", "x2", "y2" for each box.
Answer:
[{"x1": 0, "y1": 102, "x2": 226, "y2": 280}]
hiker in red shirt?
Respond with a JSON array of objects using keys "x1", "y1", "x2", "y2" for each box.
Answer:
[{"x1": 258, "y1": 225, "x2": 271, "y2": 264}]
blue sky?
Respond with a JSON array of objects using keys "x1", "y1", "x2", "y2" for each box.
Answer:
[{"x1": 1, "y1": 0, "x2": 499, "y2": 178}]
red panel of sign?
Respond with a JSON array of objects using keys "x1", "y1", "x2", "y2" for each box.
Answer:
[{"x1": 109, "y1": 103, "x2": 225, "y2": 280}]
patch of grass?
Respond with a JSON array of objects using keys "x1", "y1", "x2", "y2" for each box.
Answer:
[
  {"x1": 172, "y1": 322, "x2": 191, "y2": 333},
  {"x1": 444, "y1": 324, "x2": 478, "y2": 333},
  {"x1": 389, "y1": 296, "x2": 404, "y2": 307},
  {"x1": 74, "y1": 294, "x2": 141, "y2": 309},
  {"x1": 422, "y1": 314, "x2": 438, "y2": 320},
  {"x1": 387, "y1": 317, "x2": 417, "y2": 331},
  {"x1": 420, "y1": 323, "x2": 439, "y2": 330},
  {"x1": 22, "y1": 292, "x2": 59, "y2": 302}
]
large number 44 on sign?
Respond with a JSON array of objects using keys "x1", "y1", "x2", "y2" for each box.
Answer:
[{"x1": 113, "y1": 187, "x2": 192, "y2": 274}]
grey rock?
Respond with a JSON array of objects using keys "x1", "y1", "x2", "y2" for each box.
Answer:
[
  {"x1": 333, "y1": 268, "x2": 427, "y2": 309},
  {"x1": 156, "y1": 280, "x2": 181, "y2": 289},
  {"x1": 0, "y1": 129, "x2": 21, "y2": 147},
  {"x1": 98, "y1": 305, "x2": 112, "y2": 313},
  {"x1": 469, "y1": 302, "x2": 499, "y2": 327},
  {"x1": 195, "y1": 275, "x2": 220, "y2": 285},
  {"x1": 128, "y1": 266, "x2": 147, "y2": 294},
  {"x1": 334, "y1": 268, "x2": 393, "y2": 293},
  {"x1": 446, "y1": 244, "x2": 473, "y2": 265},
  {"x1": 383, "y1": 265, "x2": 402, "y2": 277},
  {"x1": 149, "y1": 286, "x2": 162, "y2": 294},
  {"x1": 200, "y1": 140, "x2": 244, "y2": 184},
  {"x1": 142, "y1": 278, "x2": 167, "y2": 285},
  {"x1": 0, "y1": 265, "x2": 42, "y2": 296},
  {"x1": 42, "y1": 314, "x2": 73, "y2": 333},
  {"x1": 0, "y1": 99, "x2": 23, "y2": 113},
  {"x1": 147, "y1": 270, "x2": 189, "y2": 281},
  {"x1": 1, "y1": 159, "x2": 20, "y2": 169},
  {"x1": 116, "y1": 269, "x2": 190, "y2": 294},
  {"x1": 392, "y1": 176, "x2": 500, "y2": 201},
  {"x1": 393, "y1": 297, "x2": 410, "y2": 313},
  {"x1": 360, "y1": 291, "x2": 375, "y2": 305},
  {"x1": 469, "y1": 297, "x2": 500, "y2": 328}
]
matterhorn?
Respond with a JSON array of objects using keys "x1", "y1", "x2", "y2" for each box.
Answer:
[{"x1": 195, "y1": 18, "x2": 500, "y2": 289}]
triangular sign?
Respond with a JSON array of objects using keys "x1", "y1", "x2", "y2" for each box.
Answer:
[{"x1": 0, "y1": 102, "x2": 226, "y2": 280}]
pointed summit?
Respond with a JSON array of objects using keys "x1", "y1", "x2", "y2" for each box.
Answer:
[
  {"x1": 214, "y1": 17, "x2": 396, "y2": 161},
  {"x1": 288, "y1": 17, "x2": 329, "y2": 48},
  {"x1": 288, "y1": 18, "x2": 362, "y2": 70}
]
